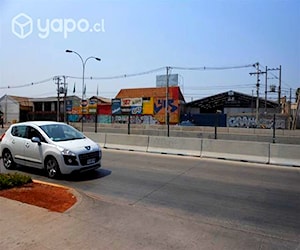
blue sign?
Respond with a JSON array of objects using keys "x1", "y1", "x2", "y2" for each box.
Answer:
[
  {"x1": 112, "y1": 99, "x2": 122, "y2": 115},
  {"x1": 66, "y1": 100, "x2": 73, "y2": 112}
]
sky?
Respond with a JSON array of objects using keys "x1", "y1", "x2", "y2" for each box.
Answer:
[{"x1": 0, "y1": 0, "x2": 299, "y2": 102}]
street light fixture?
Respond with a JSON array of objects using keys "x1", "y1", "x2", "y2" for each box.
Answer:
[{"x1": 65, "y1": 50, "x2": 101, "y2": 132}]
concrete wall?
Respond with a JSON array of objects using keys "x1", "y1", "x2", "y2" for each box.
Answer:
[
  {"x1": 84, "y1": 132, "x2": 300, "y2": 167},
  {"x1": 0, "y1": 127, "x2": 298, "y2": 167},
  {"x1": 76, "y1": 123, "x2": 300, "y2": 145}
]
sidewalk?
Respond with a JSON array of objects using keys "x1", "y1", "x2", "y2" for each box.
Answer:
[
  {"x1": 1, "y1": 189, "x2": 299, "y2": 250},
  {"x1": 0, "y1": 190, "x2": 204, "y2": 250}
]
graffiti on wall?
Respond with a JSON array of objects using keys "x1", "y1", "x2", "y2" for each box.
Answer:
[
  {"x1": 228, "y1": 116, "x2": 257, "y2": 128},
  {"x1": 228, "y1": 115, "x2": 287, "y2": 129},
  {"x1": 154, "y1": 99, "x2": 178, "y2": 114},
  {"x1": 154, "y1": 98, "x2": 179, "y2": 124},
  {"x1": 259, "y1": 118, "x2": 286, "y2": 129},
  {"x1": 113, "y1": 115, "x2": 158, "y2": 124}
]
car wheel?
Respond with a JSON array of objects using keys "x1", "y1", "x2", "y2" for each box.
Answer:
[
  {"x1": 2, "y1": 150, "x2": 15, "y2": 169},
  {"x1": 45, "y1": 156, "x2": 60, "y2": 178}
]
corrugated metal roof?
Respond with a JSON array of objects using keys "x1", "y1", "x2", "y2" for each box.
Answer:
[
  {"x1": 29, "y1": 95, "x2": 81, "y2": 102},
  {"x1": 185, "y1": 90, "x2": 278, "y2": 109},
  {"x1": 8, "y1": 95, "x2": 33, "y2": 106}
]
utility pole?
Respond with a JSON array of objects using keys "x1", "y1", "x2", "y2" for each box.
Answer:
[
  {"x1": 54, "y1": 76, "x2": 68, "y2": 122},
  {"x1": 264, "y1": 66, "x2": 268, "y2": 113},
  {"x1": 289, "y1": 88, "x2": 292, "y2": 129},
  {"x1": 249, "y1": 63, "x2": 265, "y2": 125},
  {"x1": 278, "y1": 65, "x2": 282, "y2": 113},
  {"x1": 166, "y1": 66, "x2": 170, "y2": 137},
  {"x1": 266, "y1": 66, "x2": 281, "y2": 112},
  {"x1": 54, "y1": 76, "x2": 61, "y2": 122},
  {"x1": 63, "y1": 76, "x2": 68, "y2": 123},
  {"x1": 256, "y1": 64, "x2": 260, "y2": 123},
  {"x1": 251, "y1": 90, "x2": 254, "y2": 114}
]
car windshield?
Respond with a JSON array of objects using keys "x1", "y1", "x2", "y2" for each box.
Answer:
[{"x1": 39, "y1": 124, "x2": 85, "y2": 142}]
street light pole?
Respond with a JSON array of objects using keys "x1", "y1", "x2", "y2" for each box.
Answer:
[{"x1": 66, "y1": 50, "x2": 101, "y2": 132}]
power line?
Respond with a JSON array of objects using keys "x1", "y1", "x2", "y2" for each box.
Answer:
[
  {"x1": 67, "y1": 67, "x2": 166, "y2": 80},
  {"x1": 0, "y1": 77, "x2": 54, "y2": 89},
  {"x1": 171, "y1": 63, "x2": 256, "y2": 71},
  {"x1": 260, "y1": 63, "x2": 296, "y2": 91},
  {"x1": 186, "y1": 83, "x2": 254, "y2": 90},
  {"x1": 0, "y1": 63, "x2": 257, "y2": 90}
]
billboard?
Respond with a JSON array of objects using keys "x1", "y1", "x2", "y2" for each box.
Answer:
[
  {"x1": 121, "y1": 98, "x2": 143, "y2": 107},
  {"x1": 88, "y1": 99, "x2": 97, "y2": 114},
  {"x1": 121, "y1": 98, "x2": 143, "y2": 115},
  {"x1": 112, "y1": 99, "x2": 122, "y2": 115},
  {"x1": 66, "y1": 100, "x2": 72, "y2": 113},
  {"x1": 143, "y1": 97, "x2": 154, "y2": 115},
  {"x1": 156, "y1": 74, "x2": 179, "y2": 87}
]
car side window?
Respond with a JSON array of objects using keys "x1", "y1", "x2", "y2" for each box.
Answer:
[
  {"x1": 11, "y1": 125, "x2": 27, "y2": 138},
  {"x1": 26, "y1": 126, "x2": 45, "y2": 142}
]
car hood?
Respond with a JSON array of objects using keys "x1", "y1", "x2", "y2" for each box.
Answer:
[{"x1": 53, "y1": 138, "x2": 100, "y2": 153}]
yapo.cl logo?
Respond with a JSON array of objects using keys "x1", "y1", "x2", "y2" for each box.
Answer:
[
  {"x1": 11, "y1": 12, "x2": 105, "y2": 39},
  {"x1": 11, "y1": 13, "x2": 33, "y2": 39}
]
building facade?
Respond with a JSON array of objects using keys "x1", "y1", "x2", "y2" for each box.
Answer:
[
  {"x1": 113, "y1": 86, "x2": 185, "y2": 124},
  {"x1": 0, "y1": 95, "x2": 33, "y2": 123},
  {"x1": 184, "y1": 90, "x2": 290, "y2": 128}
]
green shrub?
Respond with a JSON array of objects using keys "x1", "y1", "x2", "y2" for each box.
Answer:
[{"x1": 0, "y1": 173, "x2": 32, "y2": 190}]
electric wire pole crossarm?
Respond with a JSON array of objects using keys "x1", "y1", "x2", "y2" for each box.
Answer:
[
  {"x1": 65, "y1": 50, "x2": 101, "y2": 131},
  {"x1": 54, "y1": 76, "x2": 68, "y2": 122},
  {"x1": 249, "y1": 63, "x2": 266, "y2": 124}
]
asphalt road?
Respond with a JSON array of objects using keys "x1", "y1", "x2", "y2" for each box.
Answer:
[{"x1": 1, "y1": 150, "x2": 300, "y2": 249}]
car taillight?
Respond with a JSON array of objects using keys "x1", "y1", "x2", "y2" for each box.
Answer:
[{"x1": 0, "y1": 133, "x2": 5, "y2": 142}]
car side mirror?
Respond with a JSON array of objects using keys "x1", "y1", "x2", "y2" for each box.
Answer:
[{"x1": 31, "y1": 136, "x2": 41, "y2": 145}]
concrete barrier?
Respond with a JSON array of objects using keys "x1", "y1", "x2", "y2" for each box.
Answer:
[
  {"x1": 85, "y1": 132, "x2": 106, "y2": 148},
  {"x1": 269, "y1": 144, "x2": 300, "y2": 167},
  {"x1": 201, "y1": 139, "x2": 270, "y2": 164},
  {"x1": 105, "y1": 133, "x2": 149, "y2": 152},
  {"x1": 147, "y1": 136, "x2": 202, "y2": 156},
  {"x1": 86, "y1": 131, "x2": 299, "y2": 168}
]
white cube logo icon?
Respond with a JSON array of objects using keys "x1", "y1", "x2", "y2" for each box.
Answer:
[{"x1": 12, "y1": 13, "x2": 33, "y2": 39}]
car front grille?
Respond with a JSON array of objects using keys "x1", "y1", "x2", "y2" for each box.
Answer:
[{"x1": 78, "y1": 151, "x2": 100, "y2": 166}]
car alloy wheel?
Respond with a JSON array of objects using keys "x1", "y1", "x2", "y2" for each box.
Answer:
[
  {"x1": 45, "y1": 156, "x2": 60, "y2": 178},
  {"x1": 3, "y1": 150, "x2": 15, "y2": 169}
]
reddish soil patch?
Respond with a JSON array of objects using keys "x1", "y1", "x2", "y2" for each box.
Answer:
[{"x1": 0, "y1": 182, "x2": 77, "y2": 213}]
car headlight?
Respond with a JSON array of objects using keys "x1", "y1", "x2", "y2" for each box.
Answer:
[
  {"x1": 61, "y1": 148, "x2": 76, "y2": 156},
  {"x1": 59, "y1": 148, "x2": 78, "y2": 165}
]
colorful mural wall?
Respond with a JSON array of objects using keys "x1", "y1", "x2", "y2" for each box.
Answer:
[
  {"x1": 153, "y1": 98, "x2": 179, "y2": 124},
  {"x1": 112, "y1": 87, "x2": 181, "y2": 124},
  {"x1": 68, "y1": 100, "x2": 112, "y2": 123}
]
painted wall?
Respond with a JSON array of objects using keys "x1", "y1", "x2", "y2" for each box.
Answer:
[
  {"x1": 112, "y1": 115, "x2": 158, "y2": 124},
  {"x1": 143, "y1": 98, "x2": 154, "y2": 115},
  {"x1": 227, "y1": 114, "x2": 287, "y2": 129},
  {"x1": 111, "y1": 95, "x2": 181, "y2": 124},
  {"x1": 97, "y1": 104, "x2": 111, "y2": 115},
  {"x1": 98, "y1": 115, "x2": 112, "y2": 124},
  {"x1": 153, "y1": 98, "x2": 179, "y2": 124}
]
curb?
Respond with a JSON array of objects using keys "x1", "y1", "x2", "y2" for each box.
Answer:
[{"x1": 32, "y1": 179, "x2": 82, "y2": 213}]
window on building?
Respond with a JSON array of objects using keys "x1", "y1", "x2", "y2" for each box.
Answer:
[
  {"x1": 44, "y1": 102, "x2": 52, "y2": 111},
  {"x1": 35, "y1": 102, "x2": 43, "y2": 111}
]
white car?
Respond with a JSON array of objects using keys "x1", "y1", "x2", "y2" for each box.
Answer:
[{"x1": 0, "y1": 121, "x2": 102, "y2": 178}]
